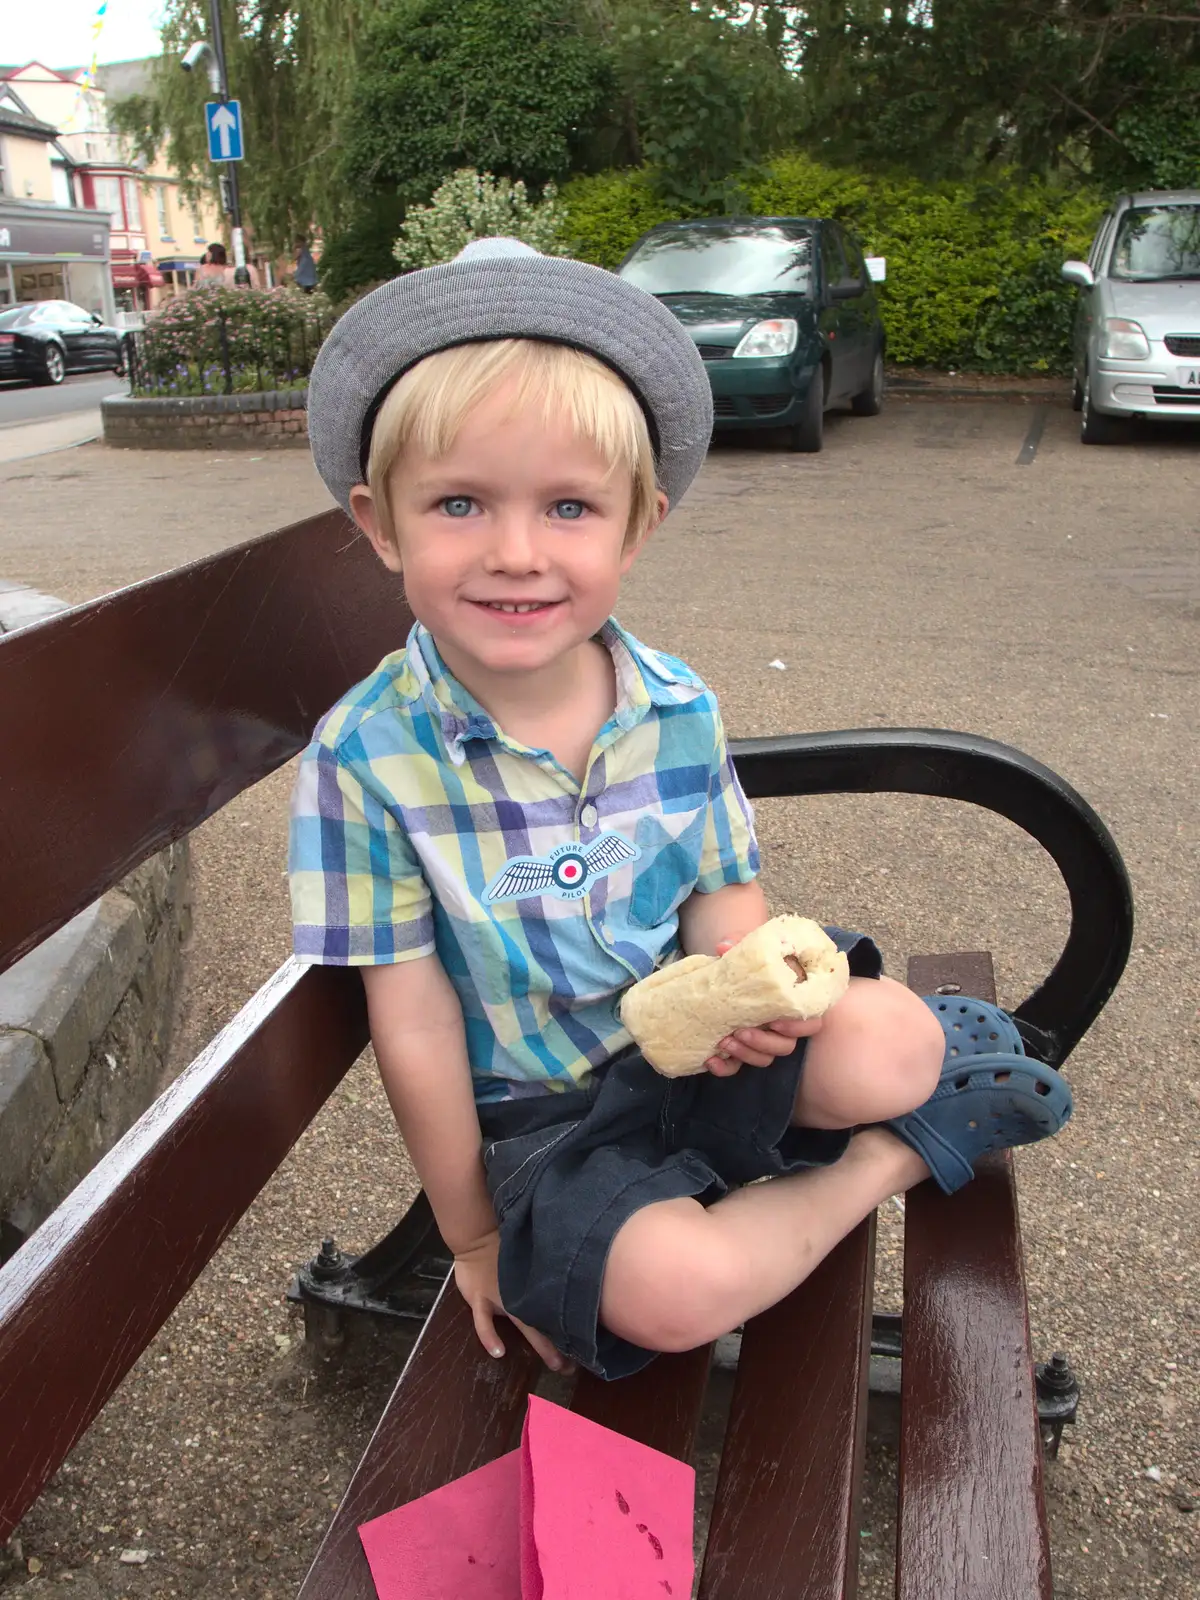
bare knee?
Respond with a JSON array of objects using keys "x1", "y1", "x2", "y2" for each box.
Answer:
[
  {"x1": 795, "y1": 976, "x2": 944, "y2": 1126},
  {"x1": 600, "y1": 1202, "x2": 746, "y2": 1353}
]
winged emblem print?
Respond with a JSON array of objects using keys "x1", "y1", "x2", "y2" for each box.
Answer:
[{"x1": 483, "y1": 832, "x2": 641, "y2": 904}]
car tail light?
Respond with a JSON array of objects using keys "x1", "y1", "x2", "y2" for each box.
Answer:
[{"x1": 0, "y1": 334, "x2": 14, "y2": 346}]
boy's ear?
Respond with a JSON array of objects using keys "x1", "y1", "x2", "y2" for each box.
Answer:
[
  {"x1": 620, "y1": 489, "x2": 669, "y2": 573},
  {"x1": 349, "y1": 484, "x2": 403, "y2": 574}
]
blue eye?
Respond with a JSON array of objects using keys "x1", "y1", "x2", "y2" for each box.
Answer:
[
  {"x1": 554, "y1": 500, "x2": 586, "y2": 520},
  {"x1": 441, "y1": 496, "x2": 475, "y2": 518}
]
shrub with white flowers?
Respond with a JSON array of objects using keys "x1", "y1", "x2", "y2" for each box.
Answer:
[{"x1": 391, "y1": 169, "x2": 570, "y2": 270}]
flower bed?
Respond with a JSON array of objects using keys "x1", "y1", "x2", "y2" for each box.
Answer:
[{"x1": 127, "y1": 286, "x2": 334, "y2": 399}]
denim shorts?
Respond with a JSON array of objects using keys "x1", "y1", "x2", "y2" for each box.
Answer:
[{"x1": 478, "y1": 928, "x2": 880, "y2": 1379}]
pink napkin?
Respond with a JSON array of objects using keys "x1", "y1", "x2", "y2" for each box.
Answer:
[{"x1": 358, "y1": 1395, "x2": 695, "y2": 1598}]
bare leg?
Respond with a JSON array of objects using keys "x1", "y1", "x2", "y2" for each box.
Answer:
[
  {"x1": 791, "y1": 975, "x2": 946, "y2": 1128},
  {"x1": 600, "y1": 1126, "x2": 928, "y2": 1353}
]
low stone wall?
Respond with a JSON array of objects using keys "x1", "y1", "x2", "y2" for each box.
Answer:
[
  {"x1": 102, "y1": 389, "x2": 309, "y2": 450},
  {"x1": 0, "y1": 584, "x2": 192, "y2": 1261}
]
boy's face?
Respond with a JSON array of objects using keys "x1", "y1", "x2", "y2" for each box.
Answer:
[{"x1": 351, "y1": 380, "x2": 665, "y2": 688}]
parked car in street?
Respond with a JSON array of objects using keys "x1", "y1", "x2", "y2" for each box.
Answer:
[
  {"x1": 0, "y1": 300, "x2": 129, "y2": 387},
  {"x1": 617, "y1": 217, "x2": 886, "y2": 452},
  {"x1": 1062, "y1": 190, "x2": 1200, "y2": 444}
]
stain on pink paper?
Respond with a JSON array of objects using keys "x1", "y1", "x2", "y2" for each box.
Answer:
[{"x1": 358, "y1": 1395, "x2": 695, "y2": 1598}]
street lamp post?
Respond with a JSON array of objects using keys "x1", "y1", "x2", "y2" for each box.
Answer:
[
  {"x1": 180, "y1": 3, "x2": 250, "y2": 287},
  {"x1": 205, "y1": 0, "x2": 250, "y2": 287}
]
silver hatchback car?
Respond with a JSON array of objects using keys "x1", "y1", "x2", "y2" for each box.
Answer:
[{"x1": 1061, "y1": 190, "x2": 1200, "y2": 443}]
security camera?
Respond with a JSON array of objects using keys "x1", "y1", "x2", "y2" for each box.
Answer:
[{"x1": 180, "y1": 39, "x2": 222, "y2": 93}]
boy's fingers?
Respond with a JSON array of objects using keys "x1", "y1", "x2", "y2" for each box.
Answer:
[
  {"x1": 765, "y1": 1015, "x2": 825, "y2": 1039},
  {"x1": 731, "y1": 1025, "x2": 802, "y2": 1056},
  {"x1": 472, "y1": 1302, "x2": 506, "y2": 1360},
  {"x1": 511, "y1": 1315, "x2": 569, "y2": 1373},
  {"x1": 705, "y1": 1053, "x2": 742, "y2": 1076}
]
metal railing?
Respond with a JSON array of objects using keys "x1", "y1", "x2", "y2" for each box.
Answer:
[{"x1": 126, "y1": 299, "x2": 335, "y2": 398}]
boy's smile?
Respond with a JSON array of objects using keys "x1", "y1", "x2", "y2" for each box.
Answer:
[{"x1": 352, "y1": 380, "x2": 663, "y2": 708}]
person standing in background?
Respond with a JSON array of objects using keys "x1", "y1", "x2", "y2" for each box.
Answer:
[{"x1": 294, "y1": 239, "x2": 318, "y2": 293}]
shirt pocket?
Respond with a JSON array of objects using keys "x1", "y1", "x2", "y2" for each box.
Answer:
[{"x1": 628, "y1": 807, "x2": 708, "y2": 930}]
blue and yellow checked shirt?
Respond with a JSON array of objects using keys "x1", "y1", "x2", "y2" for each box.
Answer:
[{"x1": 289, "y1": 621, "x2": 759, "y2": 1102}]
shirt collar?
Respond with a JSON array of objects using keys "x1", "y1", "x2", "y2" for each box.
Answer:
[{"x1": 403, "y1": 619, "x2": 703, "y2": 763}]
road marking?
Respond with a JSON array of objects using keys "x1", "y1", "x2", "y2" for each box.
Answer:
[{"x1": 1016, "y1": 407, "x2": 1048, "y2": 465}]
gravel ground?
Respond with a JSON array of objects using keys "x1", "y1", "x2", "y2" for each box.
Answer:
[{"x1": 1, "y1": 397, "x2": 1198, "y2": 1598}]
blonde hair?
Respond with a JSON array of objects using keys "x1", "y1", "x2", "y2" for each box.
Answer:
[{"x1": 364, "y1": 339, "x2": 659, "y2": 550}]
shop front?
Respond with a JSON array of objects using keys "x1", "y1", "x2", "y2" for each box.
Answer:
[
  {"x1": 111, "y1": 249, "x2": 166, "y2": 312},
  {"x1": 0, "y1": 203, "x2": 114, "y2": 321}
]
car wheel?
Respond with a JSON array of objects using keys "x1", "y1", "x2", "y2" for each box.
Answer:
[
  {"x1": 1071, "y1": 371, "x2": 1083, "y2": 412},
  {"x1": 852, "y1": 348, "x2": 884, "y2": 416},
  {"x1": 788, "y1": 367, "x2": 825, "y2": 452},
  {"x1": 37, "y1": 343, "x2": 66, "y2": 386},
  {"x1": 1080, "y1": 375, "x2": 1124, "y2": 445}
]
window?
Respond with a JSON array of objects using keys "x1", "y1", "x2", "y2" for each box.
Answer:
[
  {"x1": 193, "y1": 211, "x2": 207, "y2": 243},
  {"x1": 0, "y1": 143, "x2": 6, "y2": 197},
  {"x1": 619, "y1": 225, "x2": 815, "y2": 297},
  {"x1": 155, "y1": 185, "x2": 171, "y2": 237},
  {"x1": 820, "y1": 228, "x2": 850, "y2": 292},
  {"x1": 92, "y1": 176, "x2": 123, "y2": 228},
  {"x1": 123, "y1": 178, "x2": 142, "y2": 232}
]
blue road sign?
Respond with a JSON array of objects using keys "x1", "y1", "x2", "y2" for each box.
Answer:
[{"x1": 205, "y1": 100, "x2": 244, "y2": 162}]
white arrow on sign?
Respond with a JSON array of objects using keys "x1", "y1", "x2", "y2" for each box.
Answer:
[{"x1": 211, "y1": 103, "x2": 238, "y2": 159}]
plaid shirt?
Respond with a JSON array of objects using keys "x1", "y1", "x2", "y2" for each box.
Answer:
[{"x1": 289, "y1": 620, "x2": 759, "y2": 1102}]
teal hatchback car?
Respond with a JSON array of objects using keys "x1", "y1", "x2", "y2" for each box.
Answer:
[{"x1": 617, "y1": 217, "x2": 886, "y2": 452}]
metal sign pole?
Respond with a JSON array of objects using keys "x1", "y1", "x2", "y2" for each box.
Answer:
[{"x1": 207, "y1": 0, "x2": 250, "y2": 286}]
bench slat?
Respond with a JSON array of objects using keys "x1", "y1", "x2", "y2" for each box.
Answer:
[
  {"x1": 697, "y1": 1217, "x2": 876, "y2": 1599},
  {"x1": 899, "y1": 954, "x2": 1052, "y2": 1598},
  {"x1": 297, "y1": 1281, "x2": 542, "y2": 1600},
  {"x1": 0, "y1": 960, "x2": 366, "y2": 1541},
  {"x1": 0, "y1": 510, "x2": 407, "y2": 976},
  {"x1": 571, "y1": 1343, "x2": 713, "y2": 1460}
]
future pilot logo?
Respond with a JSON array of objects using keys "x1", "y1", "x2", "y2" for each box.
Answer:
[{"x1": 483, "y1": 834, "x2": 640, "y2": 904}]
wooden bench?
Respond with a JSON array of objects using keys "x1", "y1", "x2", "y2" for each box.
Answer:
[{"x1": 0, "y1": 509, "x2": 1133, "y2": 1597}]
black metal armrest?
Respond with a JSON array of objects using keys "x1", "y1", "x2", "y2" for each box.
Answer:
[{"x1": 728, "y1": 729, "x2": 1133, "y2": 1068}]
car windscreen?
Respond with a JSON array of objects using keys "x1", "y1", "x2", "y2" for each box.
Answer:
[
  {"x1": 1109, "y1": 205, "x2": 1200, "y2": 281},
  {"x1": 619, "y1": 229, "x2": 815, "y2": 297},
  {"x1": 0, "y1": 306, "x2": 34, "y2": 329}
]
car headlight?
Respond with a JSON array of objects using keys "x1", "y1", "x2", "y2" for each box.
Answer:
[
  {"x1": 732, "y1": 318, "x2": 798, "y2": 358},
  {"x1": 1100, "y1": 318, "x2": 1150, "y2": 360}
]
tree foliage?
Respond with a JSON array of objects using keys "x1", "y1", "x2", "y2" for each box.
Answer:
[
  {"x1": 787, "y1": 0, "x2": 1200, "y2": 189},
  {"x1": 392, "y1": 170, "x2": 569, "y2": 269},
  {"x1": 341, "y1": 0, "x2": 613, "y2": 205},
  {"x1": 111, "y1": 0, "x2": 378, "y2": 253}
]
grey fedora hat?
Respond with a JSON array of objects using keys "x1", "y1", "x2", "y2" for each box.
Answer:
[{"x1": 307, "y1": 238, "x2": 713, "y2": 515}]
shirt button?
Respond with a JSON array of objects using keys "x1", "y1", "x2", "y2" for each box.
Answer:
[
  {"x1": 601, "y1": 925, "x2": 615, "y2": 944},
  {"x1": 580, "y1": 803, "x2": 598, "y2": 829}
]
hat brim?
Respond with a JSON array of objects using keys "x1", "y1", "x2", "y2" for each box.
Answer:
[{"x1": 306, "y1": 255, "x2": 714, "y2": 514}]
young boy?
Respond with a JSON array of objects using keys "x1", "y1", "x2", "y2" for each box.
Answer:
[{"x1": 289, "y1": 239, "x2": 1073, "y2": 1379}]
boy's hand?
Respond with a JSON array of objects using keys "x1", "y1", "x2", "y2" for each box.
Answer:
[
  {"x1": 704, "y1": 936, "x2": 825, "y2": 1076},
  {"x1": 453, "y1": 1231, "x2": 571, "y2": 1373}
]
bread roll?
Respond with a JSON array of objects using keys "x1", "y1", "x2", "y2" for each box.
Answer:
[{"x1": 620, "y1": 916, "x2": 849, "y2": 1078}]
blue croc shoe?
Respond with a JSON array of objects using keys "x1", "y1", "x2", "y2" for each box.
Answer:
[{"x1": 885, "y1": 996, "x2": 1073, "y2": 1194}]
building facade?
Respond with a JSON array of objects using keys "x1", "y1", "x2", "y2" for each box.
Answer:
[
  {"x1": 1, "y1": 59, "x2": 225, "y2": 311},
  {"x1": 0, "y1": 77, "x2": 113, "y2": 317}
]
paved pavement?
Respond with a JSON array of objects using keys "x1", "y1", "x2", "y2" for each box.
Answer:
[{"x1": 0, "y1": 399, "x2": 1197, "y2": 1597}]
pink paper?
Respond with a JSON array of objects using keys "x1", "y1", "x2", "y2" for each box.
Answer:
[
  {"x1": 521, "y1": 1395, "x2": 695, "y2": 1599},
  {"x1": 358, "y1": 1396, "x2": 695, "y2": 1599},
  {"x1": 358, "y1": 1450, "x2": 522, "y2": 1600}
]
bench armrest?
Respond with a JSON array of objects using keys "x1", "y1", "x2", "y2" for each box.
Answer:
[{"x1": 729, "y1": 728, "x2": 1133, "y2": 1066}]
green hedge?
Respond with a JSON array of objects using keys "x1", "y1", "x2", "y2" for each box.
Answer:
[{"x1": 560, "y1": 155, "x2": 1107, "y2": 374}]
